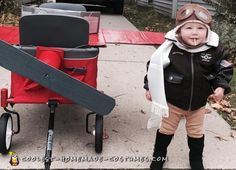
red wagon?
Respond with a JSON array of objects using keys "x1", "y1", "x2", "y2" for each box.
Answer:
[{"x1": 0, "y1": 5, "x2": 115, "y2": 169}]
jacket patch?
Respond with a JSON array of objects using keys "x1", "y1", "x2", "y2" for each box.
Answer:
[
  {"x1": 200, "y1": 53, "x2": 212, "y2": 62},
  {"x1": 220, "y1": 60, "x2": 233, "y2": 67}
]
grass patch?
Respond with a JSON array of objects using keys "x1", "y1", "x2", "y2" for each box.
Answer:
[
  {"x1": 229, "y1": 68, "x2": 236, "y2": 93},
  {"x1": 123, "y1": 4, "x2": 175, "y2": 33},
  {"x1": 225, "y1": 69, "x2": 236, "y2": 128},
  {"x1": 225, "y1": 75, "x2": 236, "y2": 128}
]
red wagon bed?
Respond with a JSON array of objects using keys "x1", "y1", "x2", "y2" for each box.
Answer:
[{"x1": 0, "y1": 5, "x2": 115, "y2": 170}]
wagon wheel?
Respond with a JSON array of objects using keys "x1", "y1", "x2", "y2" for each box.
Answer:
[
  {"x1": 95, "y1": 114, "x2": 103, "y2": 153},
  {"x1": 0, "y1": 113, "x2": 13, "y2": 154}
]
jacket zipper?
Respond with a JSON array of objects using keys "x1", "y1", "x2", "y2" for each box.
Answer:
[{"x1": 188, "y1": 53, "x2": 194, "y2": 111}]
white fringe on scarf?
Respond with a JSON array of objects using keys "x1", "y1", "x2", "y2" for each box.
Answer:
[{"x1": 147, "y1": 41, "x2": 173, "y2": 129}]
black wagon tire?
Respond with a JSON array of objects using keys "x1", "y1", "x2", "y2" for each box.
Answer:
[
  {"x1": 95, "y1": 114, "x2": 103, "y2": 153},
  {"x1": 0, "y1": 113, "x2": 13, "y2": 154}
]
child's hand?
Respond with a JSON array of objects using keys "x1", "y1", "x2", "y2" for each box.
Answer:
[
  {"x1": 210, "y1": 87, "x2": 225, "y2": 102},
  {"x1": 145, "y1": 90, "x2": 152, "y2": 101}
]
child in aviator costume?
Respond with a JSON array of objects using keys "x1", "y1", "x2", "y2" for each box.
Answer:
[{"x1": 144, "y1": 3, "x2": 233, "y2": 170}]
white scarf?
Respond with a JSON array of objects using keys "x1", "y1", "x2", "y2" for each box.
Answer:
[{"x1": 147, "y1": 27, "x2": 219, "y2": 129}]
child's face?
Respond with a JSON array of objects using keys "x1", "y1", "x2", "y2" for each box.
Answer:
[{"x1": 179, "y1": 22, "x2": 207, "y2": 47}]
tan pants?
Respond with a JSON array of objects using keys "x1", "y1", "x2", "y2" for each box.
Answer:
[{"x1": 159, "y1": 103, "x2": 205, "y2": 138}]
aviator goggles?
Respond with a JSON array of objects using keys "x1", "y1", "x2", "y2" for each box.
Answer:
[{"x1": 176, "y1": 4, "x2": 212, "y2": 25}]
